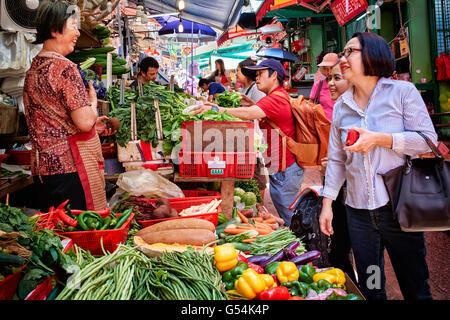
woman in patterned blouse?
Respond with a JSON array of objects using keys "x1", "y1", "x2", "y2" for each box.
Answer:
[{"x1": 23, "y1": 0, "x2": 112, "y2": 212}]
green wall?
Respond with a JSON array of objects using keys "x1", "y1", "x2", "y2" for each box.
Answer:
[
  {"x1": 408, "y1": 0, "x2": 433, "y2": 84},
  {"x1": 309, "y1": 24, "x2": 324, "y2": 74}
]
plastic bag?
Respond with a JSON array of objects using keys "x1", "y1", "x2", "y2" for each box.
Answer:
[{"x1": 115, "y1": 168, "x2": 185, "y2": 199}]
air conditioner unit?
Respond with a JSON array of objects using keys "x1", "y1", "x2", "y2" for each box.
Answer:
[{"x1": 0, "y1": 0, "x2": 41, "y2": 33}]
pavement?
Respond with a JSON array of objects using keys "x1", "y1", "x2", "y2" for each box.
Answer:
[{"x1": 263, "y1": 166, "x2": 450, "y2": 300}]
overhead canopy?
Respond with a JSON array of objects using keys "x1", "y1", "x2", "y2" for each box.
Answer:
[{"x1": 144, "y1": 0, "x2": 244, "y2": 31}]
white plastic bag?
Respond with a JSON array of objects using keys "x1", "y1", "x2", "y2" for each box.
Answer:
[{"x1": 115, "y1": 168, "x2": 185, "y2": 199}]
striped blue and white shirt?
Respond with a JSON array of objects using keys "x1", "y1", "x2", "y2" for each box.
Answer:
[{"x1": 323, "y1": 77, "x2": 438, "y2": 210}]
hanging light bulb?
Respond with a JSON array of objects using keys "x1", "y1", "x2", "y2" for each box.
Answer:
[
  {"x1": 178, "y1": 0, "x2": 185, "y2": 11},
  {"x1": 178, "y1": 20, "x2": 184, "y2": 33}
]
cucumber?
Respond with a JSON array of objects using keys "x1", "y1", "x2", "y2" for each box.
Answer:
[
  {"x1": 229, "y1": 242, "x2": 252, "y2": 252},
  {"x1": 0, "y1": 252, "x2": 25, "y2": 266}
]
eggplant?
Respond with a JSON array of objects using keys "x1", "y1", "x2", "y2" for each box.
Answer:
[
  {"x1": 260, "y1": 241, "x2": 300, "y2": 269},
  {"x1": 288, "y1": 250, "x2": 321, "y2": 265},
  {"x1": 246, "y1": 254, "x2": 272, "y2": 265},
  {"x1": 282, "y1": 241, "x2": 299, "y2": 260}
]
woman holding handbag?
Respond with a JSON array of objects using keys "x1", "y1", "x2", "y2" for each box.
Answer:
[{"x1": 319, "y1": 32, "x2": 437, "y2": 300}]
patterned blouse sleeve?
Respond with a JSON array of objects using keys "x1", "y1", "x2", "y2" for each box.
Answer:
[{"x1": 60, "y1": 63, "x2": 91, "y2": 113}]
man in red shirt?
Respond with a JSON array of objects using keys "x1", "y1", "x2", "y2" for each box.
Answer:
[{"x1": 191, "y1": 59, "x2": 304, "y2": 226}]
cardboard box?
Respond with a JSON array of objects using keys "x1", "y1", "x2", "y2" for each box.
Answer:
[{"x1": 345, "y1": 272, "x2": 366, "y2": 300}]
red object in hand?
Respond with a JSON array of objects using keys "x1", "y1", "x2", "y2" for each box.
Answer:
[
  {"x1": 258, "y1": 286, "x2": 291, "y2": 300},
  {"x1": 247, "y1": 262, "x2": 264, "y2": 274},
  {"x1": 237, "y1": 254, "x2": 248, "y2": 263},
  {"x1": 345, "y1": 129, "x2": 360, "y2": 146}
]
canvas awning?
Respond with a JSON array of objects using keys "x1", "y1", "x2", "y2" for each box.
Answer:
[{"x1": 144, "y1": 0, "x2": 244, "y2": 31}]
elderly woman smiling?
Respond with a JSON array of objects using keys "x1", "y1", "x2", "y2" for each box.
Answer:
[{"x1": 23, "y1": 0, "x2": 112, "y2": 212}]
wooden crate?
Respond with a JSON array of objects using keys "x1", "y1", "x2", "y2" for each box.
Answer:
[{"x1": 0, "y1": 103, "x2": 18, "y2": 134}]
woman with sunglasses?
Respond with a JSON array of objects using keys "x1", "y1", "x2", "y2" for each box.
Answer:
[{"x1": 319, "y1": 32, "x2": 437, "y2": 300}]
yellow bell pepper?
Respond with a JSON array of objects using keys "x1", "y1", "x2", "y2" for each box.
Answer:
[
  {"x1": 260, "y1": 273, "x2": 277, "y2": 290},
  {"x1": 234, "y1": 268, "x2": 266, "y2": 299},
  {"x1": 325, "y1": 268, "x2": 346, "y2": 285},
  {"x1": 276, "y1": 261, "x2": 300, "y2": 284},
  {"x1": 214, "y1": 245, "x2": 238, "y2": 273},
  {"x1": 312, "y1": 268, "x2": 346, "y2": 285}
]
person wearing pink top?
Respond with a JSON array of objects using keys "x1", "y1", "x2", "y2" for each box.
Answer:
[{"x1": 310, "y1": 53, "x2": 340, "y2": 121}]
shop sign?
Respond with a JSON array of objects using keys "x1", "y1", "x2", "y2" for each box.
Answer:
[{"x1": 330, "y1": 0, "x2": 368, "y2": 26}]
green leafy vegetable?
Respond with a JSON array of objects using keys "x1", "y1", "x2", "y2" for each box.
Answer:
[{"x1": 216, "y1": 91, "x2": 241, "y2": 108}]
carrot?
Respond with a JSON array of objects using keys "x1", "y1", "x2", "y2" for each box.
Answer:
[
  {"x1": 236, "y1": 226, "x2": 256, "y2": 230},
  {"x1": 224, "y1": 227, "x2": 248, "y2": 234},
  {"x1": 255, "y1": 228, "x2": 272, "y2": 235},
  {"x1": 263, "y1": 217, "x2": 277, "y2": 224},
  {"x1": 236, "y1": 210, "x2": 250, "y2": 224},
  {"x1": 251, "y1": 217, "x2": 263, "y2": 223},
  {"x1": 242, "y1": 238, "x2": 256, "y2": 243},
  {"x1": 254, "y1": 222, "x2": 273, "y2": 230}
]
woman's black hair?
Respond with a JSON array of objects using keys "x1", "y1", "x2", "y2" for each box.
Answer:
[
  {"x1": 33, "y1": 0, "x2": 77, "y2": 44},
  {"x1": 351, "y1": 32, "x2": 395, "y2": 78},
  {"x1": 238, "y1": 58, "x2": 257, "y2": 81}
]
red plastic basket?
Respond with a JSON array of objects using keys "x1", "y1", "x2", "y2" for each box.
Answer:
[
  {"x1": 9, "y1": 150, "x2": 31, "y2": 165},
  {"x1": 0, "y1": 265, "x2": 25, "y2": 300},
  {"x1": 179, "y1": 151, "x2": 256, "y2": 178},
  {"x1": 137, "y1": 198, "x2": 221, "y2": 227},
  {"x1": 58, "y1": 213, "x2": 134, "y2": 256},
  {"x1": 0, "y1": 153, "x2": 9, "y2": 167}
]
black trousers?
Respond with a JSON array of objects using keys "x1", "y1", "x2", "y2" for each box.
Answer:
[
  {"x1": 329, "y1": 186, "x2": 356, "y2": 282},
  {"x1": 33, "y1": 172, "x2": 86, "y2": 212}
]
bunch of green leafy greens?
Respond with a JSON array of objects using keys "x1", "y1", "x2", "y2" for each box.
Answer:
[
  {"x1": 235, "y1": 179, "x2": 263, "y2": 204},
  {"x1": 0, "y1": 203, "x2": 33, "y2": 245},
  {"x1": 17, "y1": 229, "x2": 77, "y2": 300},
  {"x1": 216, "y1": 91, "x2": 241, "y2": 108}
]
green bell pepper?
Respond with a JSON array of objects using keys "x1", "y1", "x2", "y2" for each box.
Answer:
[
  {"x1": 316, "y1": 279, "x2": 332, "y2": 293},
  {"x1": 264, "y1": 261, "x2": 281, "y2": 275},
  {"x1": 298, "y1": 264, "x2": 316, "y2": 283},
  {"x1": 280, "y1": 280, "x2": 309, "y2": 298},
  {"x1": 222, "y1": 261, "x2": 248, "y2": 290},
  {"x1": 345, "y1": 293, "x2": 363, "y2": 300}
]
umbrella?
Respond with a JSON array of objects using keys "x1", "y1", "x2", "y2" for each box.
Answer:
[
  {"x1": 158, "y1": 18, "x2": 217, "y2": 42},
  {"x1": 256, "y1": 48, "x2": 300, "y2": 63},
  {"x1": 158, "y1": 18, "x2": 217, "y2": 95}
]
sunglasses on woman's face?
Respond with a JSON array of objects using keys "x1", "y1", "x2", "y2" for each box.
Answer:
[{"x1": 338, "y1": 47, "x2": 361, "y2": 59}]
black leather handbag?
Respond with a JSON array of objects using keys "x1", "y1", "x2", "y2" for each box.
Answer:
[{"x1": 381, "y1": 132, "x2": 450, "y2": 232}]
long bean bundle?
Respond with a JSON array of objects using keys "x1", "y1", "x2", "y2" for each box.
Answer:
[
  {"x1": 56, "y1": 244, "x2": 228, "y2": 300},
  {"x1": 247, "y1": 228, "x2": 306, "y2": 256}
]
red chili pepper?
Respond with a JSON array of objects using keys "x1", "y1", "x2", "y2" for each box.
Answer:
[
  {"x1": 258, "y1": 287, "x2": 291, "y2": 300},
  {"x1": 69, "y1": 209, "x2": 85, "y2": 215},
  {"x1": 247, "y1": 262, "x2": 264, "y2": 274},
  {"x1": 237, "y1": 254, "x2": 248, "y2": 263},
  {"x1": 345, "y1": 129, "x2": 360, "y2": 146},
  {"x1": 56, "y1": 199, "x2": 70, "y2": 211},
  {"x1": 95, "y1": 207, "x2": 111, "y2": 216},
  {"x1": 56, "y1": 209, "x2": 78, "y2": 227}
]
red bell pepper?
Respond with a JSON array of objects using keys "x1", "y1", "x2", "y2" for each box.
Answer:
[
  {"x1": 345, "y1": 129, "x2": 360, "y2": 146},
  {"x1": 271, "y1": 274, "x2": 279, "y2": 286},
  {"x1": 248, "y1": 262, "x2": 264, "y2": 274},
  {"x1": 237, "y1": 254, "x2": 248, "y2": 263},
  {"x1": 288, "y1": 296, "x2": 305, "y2": 300},
  {"x1": 258, "y1": 286, "x2": 291, "y2": 300}
]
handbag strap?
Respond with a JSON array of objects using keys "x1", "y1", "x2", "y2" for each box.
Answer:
[
  {"x1": 415, "y1": 131, "x2": 443, "y2": 159},
  {"x1": 314, "y1": 79, "x2": 323, "y2": 105}
]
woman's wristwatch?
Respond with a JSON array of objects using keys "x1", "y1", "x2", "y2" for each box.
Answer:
[{"x1": 211, "y1": 105, "x2": 219, "y2": 112}]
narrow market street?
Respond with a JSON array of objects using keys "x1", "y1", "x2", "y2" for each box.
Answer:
[{"x1": 0, "y1": 0, "x2": 449, "y2": 308}]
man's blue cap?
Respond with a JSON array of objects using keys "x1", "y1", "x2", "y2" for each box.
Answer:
[{"x1": 245, "y1": 58, "x2": 286, "y2": 83}]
